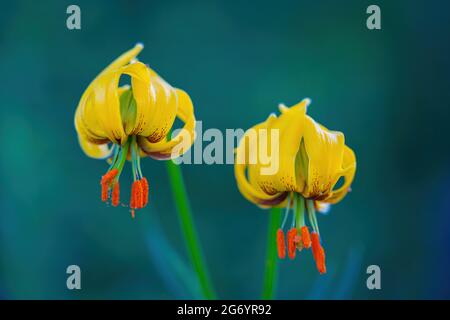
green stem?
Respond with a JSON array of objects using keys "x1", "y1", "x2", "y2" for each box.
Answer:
[
  {"x1": 166, "y1": 160, "x2": 216, "y2": 299},
  {"x1": 262, "y1": 207, "x2": 282, "y2": 300}
]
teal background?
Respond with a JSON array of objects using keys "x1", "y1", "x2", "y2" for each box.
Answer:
[{"x1": 1, "y1": 0, "x2": 450, "y2": 299}]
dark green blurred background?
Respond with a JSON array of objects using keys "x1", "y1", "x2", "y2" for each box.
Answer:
[{"x1": 1, "y1": 0, "x2": 450, "y2": 299}]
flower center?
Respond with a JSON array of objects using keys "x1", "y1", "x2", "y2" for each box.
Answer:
[
  {"x1": 100, "y1": 136, "x2": 149, "y2": 218},
  {"x1": 276, "y1": 192, "x2": 327, "y2": 274}
]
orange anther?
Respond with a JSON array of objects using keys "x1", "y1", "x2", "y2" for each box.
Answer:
[
  {"x1": 101, "y1": 168, "x2": 118, "y2": 185},
  {"x1": 101, "y1": 181, "x2": 109, "y2": 202},
  {"x1": 311, "y1": 232, "x2": 320, "y2": 258},
  {"x1": 111, "y1": 182, "x2": 120, "y2": 207},
  {"x1": 276, "y1": 229, "x2": 286, "y2": 259},
  {"x1": 287, "y1": 228, "x2": 298, "y2": 260},
  {"x1": 300, "y1": 226, "x2": 312, "y2": 249},
  {"x1": 316, "y1": 247, "x2": 326, "y2": 274},
  {"x1": 141, "y1": 177, "x2": 149, "y2": 207},
  {"x1": 136, "y1": 180, "x2": 143, "y2": 209},
  {"x1": 100, "y1": 169, "x2": 119, "y2": 203},
  {"x1": 130, "y1": 180, "x2": 144, "y2": 210},
  {"x1": 130, "y1": 181, "x2": 137, "y2": 209},
  {"x1": 311, "y1": 232, "x2": 326, "y2": 274},
  {"x1": 109, "y1": 168, "x2": 118, "y2": 179}
]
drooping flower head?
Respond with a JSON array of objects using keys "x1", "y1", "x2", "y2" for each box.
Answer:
[
  {"x1": 75, "y1": 44, "x2": 196, "y2": 218},
  {"x1": 235, "y1": 98, "x2": 356, "y2": 273}
]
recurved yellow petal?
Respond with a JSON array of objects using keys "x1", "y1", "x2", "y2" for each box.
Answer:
[
  {"x1": 98, "y1": 43, "x2": 144, "y2": 80},
  {"x1": 301, "y1": 117, "x2": 345, "y2": 199},
  {"x1": 78, "y1": 134, "x2": 114, "y2": 159},
  {"x1": 234, "y1": 118, "x2": 288, "y2": 207},
  {"x1": 121, "y1": 62, "x2": 152, "y2": 136},
  {"x1": 124, "y1": 65, "x2": 178, "y2": 142},
  {"x1": 75, "y1": 44, "x2": 144, "y2": 144},
  {"x1": 323, "y1": 145, "x2": 356, "y2": 204},
  {"x1": 91, "y1": 69, "x2": 128, "y2": 144},
  {"x1": 137, "y1": 89, "x2": 196, "y2": 159},
  {"x1": 247, "y1": 99, "x2": 310, "y2": 195}
]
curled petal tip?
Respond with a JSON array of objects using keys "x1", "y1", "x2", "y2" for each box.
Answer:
[
  {"x1": 303, "y1": 97, "x2": 311, "y2": 105},
  {"x1": 266, "y1": 113, "x2": 277, "y2": 121},
  {"x1": 278, "y1": 103, "x2": 289, "y2": 113}
]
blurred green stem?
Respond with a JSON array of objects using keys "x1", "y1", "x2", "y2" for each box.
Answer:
[
  {"x1": 166, "y1": 160, "x2": 216, "y2": 299},
  {"x1": 262, "y1": 207, "x2": 281, "y2": 299}
]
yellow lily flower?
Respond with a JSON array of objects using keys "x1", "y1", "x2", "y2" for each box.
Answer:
[
  {"x1": 234, "y1": 98, "x2": 356, "y2": 273},
  {"x1": 74, "y1": 43, "x2": 196, "y2": 218}
]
